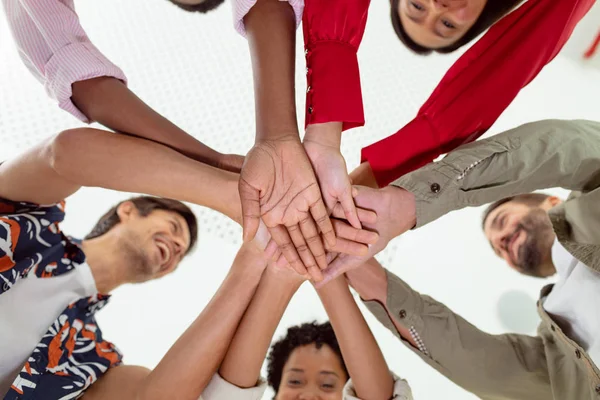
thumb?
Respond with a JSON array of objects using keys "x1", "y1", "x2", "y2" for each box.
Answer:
[{"x1": 239, "y1": 178, "x2": 261, "y2": 242}]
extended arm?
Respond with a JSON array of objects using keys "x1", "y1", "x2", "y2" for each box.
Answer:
[
  {"x1": 218, "y1": 265, "x2": 303, "y2": 388},
  {"x1": 346, "y1": 258, "x2": 551, "y2": 400},
  {"x1": 3, "y1": 0, "x2": 240, "y2": 171},
  {"x1": 317, "y1": 277, "x2": 394, "y2": 400},
  {"x1": 0, "y1": 128, "x2": 240, "y2": 220},
  {"x1": 82, "y1": 242, "x2": 269, "y2": 400}
]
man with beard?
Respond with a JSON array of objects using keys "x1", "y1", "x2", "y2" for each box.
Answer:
[
  {"x1": 314, "y1": 119, "x2": 600, "y2": 399},
  {"x1": 0, "y1": 125, "x2": 375, "y2": 399}
]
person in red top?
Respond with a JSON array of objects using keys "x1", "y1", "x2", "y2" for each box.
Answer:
[{"x1": 301, "y1": 0, "x2": 595, "y2": 187}]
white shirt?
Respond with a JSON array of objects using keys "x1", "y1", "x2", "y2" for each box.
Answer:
[
  {"x1": 0, "y1": 264, "x2": 97, "y2": 395},
  {"x1": 544, "y1": 239, "x2": 600, "y2": 366}
]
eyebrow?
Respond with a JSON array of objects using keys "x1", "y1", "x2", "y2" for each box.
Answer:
[
  {"x1": 320, "y1": 371, "x2": 339, "y2": 377},
  {"x1": 407, "y1": 14, "x2": 424, "y2": 24},
  {"x1": 407, "y1": 14, "x2": 451, "y2": 39},
  {"x1": 433, "y1": 28, "x2": 451, "y2": 39},
  {"x1": 173, "y1": 217, "x2": 190, "y2": 248},
  {"x1": 287, "y1": 368, "x2": 339, "y2": 378},
  {"x1": 491, "y1": 211, "x2": 503, "y2": 230}
]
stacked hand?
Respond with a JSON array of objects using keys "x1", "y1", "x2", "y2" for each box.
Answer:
[
  {"x1": 303, "y1": 123, "x2": 361, "y2": 229},
  {"x1": 239, "y1": 135, "x2": 334, "y2": 280},
  {"x1": 239, "y1": 126, "x2": 366, "y2": 281},
  {"x1": 315, "y1": 180, "x2": 417, "y2": 287}
]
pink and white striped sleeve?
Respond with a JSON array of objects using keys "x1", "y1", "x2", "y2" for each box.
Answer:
[
  {"x1": 2, "y1": 0, "x2": 127, "y2": 122},
  {"x1": 232, "y1": 0, "x2": 304, "y2": 37}
]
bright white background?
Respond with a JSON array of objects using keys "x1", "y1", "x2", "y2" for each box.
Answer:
[{"x1": 1, "y1": 1, "x2": 600, "y2": 398}]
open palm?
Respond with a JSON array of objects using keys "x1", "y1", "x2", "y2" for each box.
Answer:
[{"x1": 239, "y1": 136, "x2": 334, "y2": 279}]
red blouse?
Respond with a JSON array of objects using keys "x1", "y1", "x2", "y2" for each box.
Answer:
[
  {"x1": 302, "y1": 0, "x2": 595, "y2": 187},
  {"x1": 302, "y1": 0, "x2": 370, "y2": 132}
]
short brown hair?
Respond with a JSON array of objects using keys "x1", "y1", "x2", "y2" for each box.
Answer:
[
  {"x1": 481, "y1": 193, "x2": 551, "y2": 230},
  {"x1": 390, "y1": 0, "x2": 523, "y2": 55},
  {"x1": 85, "y1": 196, "x2": 198, "y2": 254}
]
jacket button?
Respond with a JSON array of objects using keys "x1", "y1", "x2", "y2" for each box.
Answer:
[
  {"x1": 575, "y1": 349, "x2": 582, "y2": 359},
  {"x1": 550, "y1": 325, "x2": 556, "y2": 332},
  {"x1": 308, "y1": 107, "x2": 313, "y2": 114},
  {"x1": 430, "y1": 183, "x2": 441, "y2": 193},
  {"x1": 398, "y1": 310, "x2": 407, "y2": 319},
  {"x1": 595, "y1": 384, "x2": 600, "y2": 394}
]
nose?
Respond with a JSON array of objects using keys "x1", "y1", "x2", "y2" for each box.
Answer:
[
  {"x1": 297, "y1": 392, "x2": 319, "y2": 400},
  {"x1": 171, "y1": 235, "x2": 187, "y2": 258},
  {"x1": 432, "y1": 0, "x2": 448, "y2": 10},
  {"x1": 491, "y1": 226, "x2": 514, "y2": 257}
]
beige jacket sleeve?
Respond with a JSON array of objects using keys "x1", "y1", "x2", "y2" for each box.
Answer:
[
  {"x1": 392, "y1": 119, "x2": 600, "y2": 229},
  {"x1": 364, "y1": 270, "x2": 551, "y2": 400},
  {"x1": 343, "y1": 371, "x2": 414, "y2": 400},
  {"x1": 199, "y1": 373, "x2": 267, "y2": 400}
]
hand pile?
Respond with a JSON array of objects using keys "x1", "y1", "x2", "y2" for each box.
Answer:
[{"x1": 239, "y1": 124, "x2": 416, "y2": 285}]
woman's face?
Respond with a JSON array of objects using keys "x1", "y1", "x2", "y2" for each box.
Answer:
[
  {"x1": 398, "y1": 0, "x2": 487, "y2": 49},
  {"x1": 275, "y1": 344, "x2": 348, "y2": 400}
]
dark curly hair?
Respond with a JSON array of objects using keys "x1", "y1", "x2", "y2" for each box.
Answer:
[
  {"x1": 390, "y1": 0, "x2": 523, "y2": 55},
  {"x1": 266, "y1": 321, "x2": 348, "y2": 394},
  {"x1": 166, "y1": 0, "x2": 225, "y2": 13}
]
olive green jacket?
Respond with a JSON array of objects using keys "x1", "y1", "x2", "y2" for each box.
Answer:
[{"x1": 364, "y1": 120, "x2": 600, "y2": 399}]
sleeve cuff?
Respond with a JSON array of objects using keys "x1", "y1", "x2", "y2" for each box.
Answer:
[
  {"x1": 44, "y1": 42, "x2": 128, "y2": 122},
  {"x1": 233, "y1": 0, "x2": 303, "y2": 37},
  {"x1": 343, "y1": 371, "x2": 414, "y2": 400},
  {"x1": 362, "y1": 269, "x2": 425, "y2": 334},
  {"x1": 304, "y1": 41, "x2": 364, "y2": 132},
  {"x1": 361, "y1": 116, "x2": 441, "y2": 187},
  {"x1": 390, "y1": 161, "x2": 464, "y2": 229},
  {"x1": 200, "y1": 373, "x2": 267, "y2": 400}
]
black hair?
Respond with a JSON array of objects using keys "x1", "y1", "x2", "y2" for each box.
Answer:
[
  {"x1": 390, "y1": 0, "x2": 523, "y2": 55},
  {"x1": 166, "y1": 0, "x2": 225, "y2": 13},
  {"x1": 85, "y1": 196, "x2": 198, "y2": 254},
  {"x1": 266, "y1": 321, "x2": 348, "y2": 393}
]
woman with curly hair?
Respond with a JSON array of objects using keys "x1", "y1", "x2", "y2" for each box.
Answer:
[{"x1": 201, "y1": 259, "x2": 412, "y2": 400}]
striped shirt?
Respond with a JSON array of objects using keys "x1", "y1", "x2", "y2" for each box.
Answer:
[{"x1": 2, "y1": 0, "x2": 303, "y2": 122}]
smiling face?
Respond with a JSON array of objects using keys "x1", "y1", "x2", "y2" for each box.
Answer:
[
  {"x1": 114, "y1": 203, "x2": 192, "y2": 282},
  {"x1": 397, "y1": 0, "x2": 487, "y2": 49},
  {"x1": 483, "y1": 198, "x2": 560, "y2": 277},
  {"x1": 275, "y1": 344, "x2": 348, "y2": 400}
]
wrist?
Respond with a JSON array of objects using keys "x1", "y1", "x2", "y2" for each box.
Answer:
[
  {"x1": 316, "y1": 275, "x2": 347, "y2": 298},
  {"x1": 220, "y1": 172, "x2": 243, "y2": 225},
  {"x1": 256, "y1": 129, "x2": 300, "y2": 143},
  {"x1": 384, "y1": 185, "x2": 417, "y2": 230},
  {"x1": 263, "y1": 266, "x2": 304, "y2": 292},
  {"x1": 304, "y1": 123, "x2": 343, "y2": 148}
]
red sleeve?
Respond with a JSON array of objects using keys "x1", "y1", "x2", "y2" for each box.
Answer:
[
  {"x1": 361, "y1": 0, "x2": 595, "y2": 187},
  {"x1": 303, "y1": 0, "x2": 370, "y2": 132}
]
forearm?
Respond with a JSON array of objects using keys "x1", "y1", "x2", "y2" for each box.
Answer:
[
  {"x1": 317, "y1": 278, "x2": 393, "y2": 400},
  {"x1": 245, "y1": 0, "x2": 299, "y2": 140},
  {"x1": 49, "y1": 128, "x2": 241, "y2": 221},
  {"x1": 219, "y1": 270, "x2": 302, "y2": 388},
  {"x1": 71, "y1": 77, "x2": 231, "y2": 169},
  {"x1": 359, "y1": 266, "x2": 550, "y2": 399},
  {"x1": 136, "y1": 250, "x2": 265, "y2": 400},
  {"x1": 394, "y1": 119, "x2": 600, "y2": 228}
]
